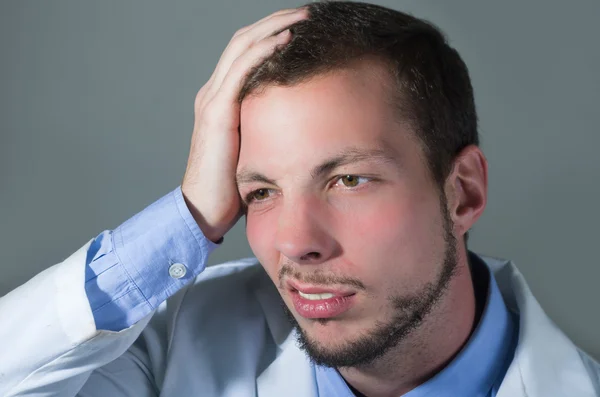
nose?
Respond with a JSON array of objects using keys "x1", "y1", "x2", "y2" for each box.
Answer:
[{"x1": 274, "y1": 196, "x2": 338, "y2": 265}]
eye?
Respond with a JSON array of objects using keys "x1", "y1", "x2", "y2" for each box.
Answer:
[
  {"x1": 245, "y1": 188, "x2": 275, "y2": 204},
  {"x1": 334, "y1": 175, "x2": 369, "y2": 188}
]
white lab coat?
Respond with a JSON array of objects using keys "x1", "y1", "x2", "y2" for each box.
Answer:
[{"x1": 0, "y1": 238, "x2": 598, "y2": 397}]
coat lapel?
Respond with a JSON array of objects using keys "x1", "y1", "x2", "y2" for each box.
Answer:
[
  {"x1": 256, "y1": 330, "x2": 318, "y2": 397},
  {"x1": 483, "y1": 255, "x2": 598, "y2": 397},
  {"x1": 253, "y1": 272, "x2": 318, "y2": 397}
]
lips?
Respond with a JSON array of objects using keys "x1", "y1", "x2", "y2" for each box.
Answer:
[
  {"x1": 286, "y1": 280, "x2": 357, "y2": 319},
  {"x1": 286, "y1": 280, "x2": 356, "y2": 296}
]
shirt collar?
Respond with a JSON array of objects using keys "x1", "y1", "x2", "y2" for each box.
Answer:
[{"x1": 315, "y1": 252, "x2": 518, "y2": 397}]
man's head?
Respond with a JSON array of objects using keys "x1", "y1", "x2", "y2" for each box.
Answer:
[{"x1": 235, "y1": 1, "x2": 487, "y2": 368}]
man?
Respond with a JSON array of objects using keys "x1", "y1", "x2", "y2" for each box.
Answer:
[{"x1": 1, "y1": 1, "x2": 598, "y2": 396}]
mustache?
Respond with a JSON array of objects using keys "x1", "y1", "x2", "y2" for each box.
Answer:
[{"x1": 278, "y1": 262, "x2": 366, "y2": 290}]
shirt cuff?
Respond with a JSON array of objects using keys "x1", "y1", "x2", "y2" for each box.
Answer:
[{"x1": 85, "y1": 186, "x2": 220, "y2": 331}]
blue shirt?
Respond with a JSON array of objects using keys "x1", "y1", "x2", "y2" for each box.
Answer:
[
  {"x1": 85, "y1": 186, "x2": 219, "y2": 331},
  {"x1": 85, "y1": 187, "x2": 518, "y2": 395},
  {"x1": 314, "y1": 255, "x2": 518, "y2": 397}
]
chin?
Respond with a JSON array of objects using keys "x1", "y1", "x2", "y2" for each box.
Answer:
[
  {"x1": 302, "y1": 318, "x2": 354, "y2": 343},
  {"x1": 282, "y1": 303, "x2": 378, "y2": 367},
  {"x1": 295, "y1": 322, "x2": 381, "y2": 368}
]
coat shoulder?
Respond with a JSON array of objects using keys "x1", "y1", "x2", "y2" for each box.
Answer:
[
  {"x1": 179, "y1": 256, "x2": 274, "y2": 316},
  {"x1": 578, "y1": 349, "x2": 600, "y2": 392},
  {"x1": 189, "y1": 256, "x2": 270, "y2": 295},
  {"x1": 147, "y1": 256, "x2": 274, "y2": 337}
]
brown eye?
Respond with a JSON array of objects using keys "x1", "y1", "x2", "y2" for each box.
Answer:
[
  {"x1": 250, "y1": 189, "x2": 270, "y2": 201},
  {"x1": 340, "y1": 175, "x2": 359, "y2": 187}
]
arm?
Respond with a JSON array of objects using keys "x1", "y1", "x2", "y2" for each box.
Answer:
[
  {"x1": 85, "y1": 187, "x2": 218, "y2": 332},
  {"x1": 0, "y1": 187, "x2": 217, "y2": 396},
  {"x1": 0, "y1": 8, "x2": 307, "y2": 396}
]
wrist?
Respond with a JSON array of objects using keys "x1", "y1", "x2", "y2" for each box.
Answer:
[{"x1": 180, "y1": 190, "x2": 226, "y2": 243}]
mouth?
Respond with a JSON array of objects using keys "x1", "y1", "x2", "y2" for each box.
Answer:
[{"x1": 286, "y1": 280, "x2": 357, "y2": 319}]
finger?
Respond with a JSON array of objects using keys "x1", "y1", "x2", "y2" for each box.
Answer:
[
  {"x1": 209, "y1": 10, "x2": 307, "y2": 93},
  {"x1": 206, "y1": 9, "x2": 298, "y2": 84},
  {"x1": 234, "y1": 7, "x2": 300, "y2": 37},
  {"x1": 236, "y1": 8, "x2": 307, "y2": 44},
  {"x1": 198, "y1": 8, "x2": 306, "y2": 114},
  {"x1": 206, "y1": 8, "x2": 300, "y2": 86},
  {"x1": 208, "y1": 29, "x2": 292, "y2": 113},
  {"x1": 194, "y1": 82, "x2": 212, "y2": 117}
]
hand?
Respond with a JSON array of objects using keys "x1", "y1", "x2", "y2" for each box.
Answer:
[{"x1": 181, "y1": 8, "x2": 308, "y2": 243}]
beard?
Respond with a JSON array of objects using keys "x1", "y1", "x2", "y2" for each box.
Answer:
[{"x1": 281, "y1": 195, "x2": 459, "y2": 368}]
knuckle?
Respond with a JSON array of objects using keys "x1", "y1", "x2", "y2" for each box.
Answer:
[
  {"x1": 201, "y1": 102, "x2": 225, "y2": 127},
  {"x1": 195, "y1": 96, "x2": 208, "y2": 115},
  {"x1": 227, "y1": 53, "x2": 251, "y2": 77},
  {"x1": 229, "y1": 56, "x2": 253, "y2": 79},
  {"x1": 230, "y1": 36, "x2": 248, "y2": 52},
  {"x1": 226, "y1": 34, "x2": 250, "y2": 56},
  {"x1": 195, "y1": 84, "x2": 208, "y2": 100},
  {"x1": 229, "y1": 54, "x2": 245, "y2": 71},
  {"x1": 233, "y1": 26, "x2": 250, "y2": 38},
  {"x1": 194, "y1": 84, "x2": 212, "y2": 108}
]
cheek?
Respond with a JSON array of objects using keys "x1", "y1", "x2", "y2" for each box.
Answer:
[
  {"x1": 244, "y1": 187, "x2": 445, "y2": 293},
  {"x1": 337, "y1": 191, "x2": 444, "y2": 290}
]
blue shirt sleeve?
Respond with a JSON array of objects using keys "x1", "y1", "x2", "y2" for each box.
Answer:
[{"x1": 84, "y1": 186, "x2": 221, "y2": 331}]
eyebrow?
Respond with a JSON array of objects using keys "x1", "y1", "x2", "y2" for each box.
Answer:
[{"x1": 235, "y1": 146, "x2": 398, "y2": 187}]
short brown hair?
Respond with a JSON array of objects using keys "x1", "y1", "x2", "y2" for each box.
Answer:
[{"x1": 239, "y1": 1, "x2": 479, "y2": 189}]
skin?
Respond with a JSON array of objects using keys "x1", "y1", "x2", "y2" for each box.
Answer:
[
  {"x1": 181, "y1": 7, "x2": 488, "y2": 397},
  {"x1": 237, "y1": 64, "x2": 488, "y2": 396},
  {"x1": 182, "y1": 8, "x2": 309, "y2": 242}
]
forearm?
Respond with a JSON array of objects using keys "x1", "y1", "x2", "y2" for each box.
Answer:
[{"x1": 0, "y1": 186, "x2": 218, "y2": 396}]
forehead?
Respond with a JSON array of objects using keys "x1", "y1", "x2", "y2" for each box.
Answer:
[{"x1": 238, "y1": 62, "x2": 418, "y2": 176}]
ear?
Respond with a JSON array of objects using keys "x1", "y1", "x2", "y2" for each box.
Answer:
[{"x1": 444, "y1": 145, "x2": 488, "y2": 237}]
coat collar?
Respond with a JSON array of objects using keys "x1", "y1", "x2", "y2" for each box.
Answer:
[{"x1": 479, "y1": 254, "x2": 597, "y2": 397}]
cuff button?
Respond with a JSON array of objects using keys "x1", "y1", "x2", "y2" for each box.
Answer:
[{"x1": 169, "y1": 263, "x2": 187, "y2": 279}]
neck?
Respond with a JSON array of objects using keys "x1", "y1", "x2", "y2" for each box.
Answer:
[{"x1": 338, "y1": 247, "x2": 481, "y2": 397}]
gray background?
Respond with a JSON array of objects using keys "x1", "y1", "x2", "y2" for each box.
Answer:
[{"x1": 1, "y1": 0, "x2": 598, "y2": 361}]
